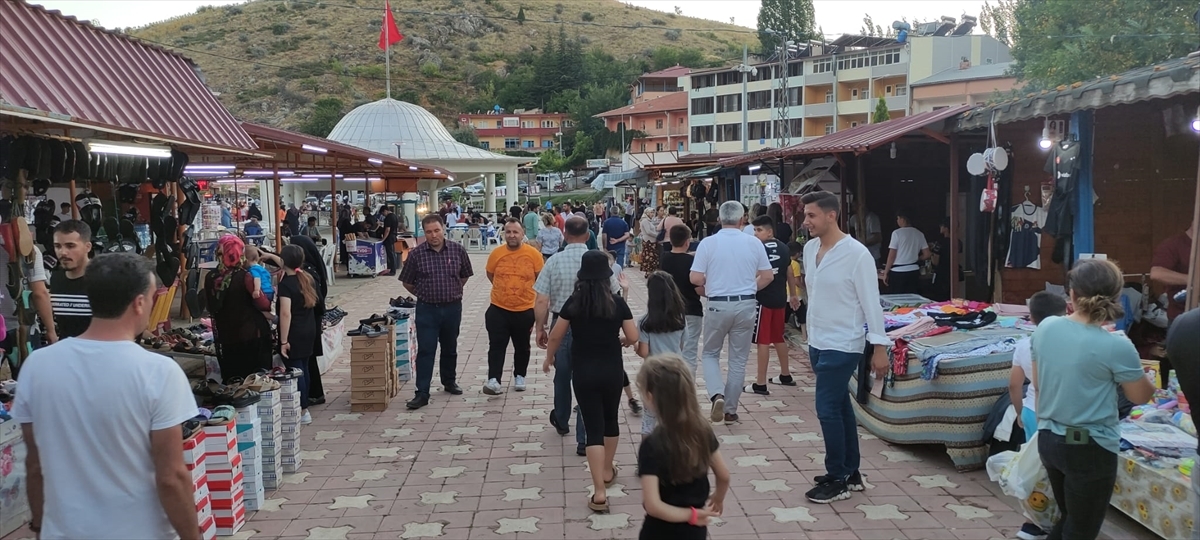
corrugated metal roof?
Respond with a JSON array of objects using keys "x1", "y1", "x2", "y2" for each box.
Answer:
[
  {"x1": 720, "y1": 104, "x2": 973, "y2": 166},
  {"x1": 595, "y1": 92, "x2": 688, "y2": 118},
  {"x1": 911, "y1": 62, "x2": 1014, "y2": 87},
  {"x1": 641, "y1": 65, "x2": 691, "y2": 79},
  {"x1": 0, "y1": 0, "x2": 257, "y2": 153},
  {"x1": 241, "y1": 122, "x2": 443, "y2": 179},
  {"x1": 955, "y1": 54, "x2": 1200, "y2": 131}
]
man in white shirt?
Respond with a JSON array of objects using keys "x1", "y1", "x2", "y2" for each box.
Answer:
[
  {"x1": 799, "y1": 191, "x2": 891, "y2": 504},
  {"x1": 14, "y1": 252, "x2": 200, "y2": 539},
  {"x1": 882, "y1": 209, "x2": 931, "y2": 295},
  {"x1": 848, "y1": 208, "x2": 882, "y2": 262},
  {"x1": 691, "y1": 201, "x2": 773, "y2": 424}
]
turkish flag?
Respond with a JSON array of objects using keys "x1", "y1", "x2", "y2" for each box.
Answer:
[{"x1": 377, "y1": 0, "x2": 403, "y2": 50}]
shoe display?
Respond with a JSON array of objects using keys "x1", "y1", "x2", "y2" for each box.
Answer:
[
  {"x1": 710, "y1": 396, "x2": 725, "y2": 423},
  {"x1": 769, "y1": 375, "x2": 797, "y2": 386},
  {"x1": 443, "y1": 382, "x2": 463, "y2": 395},
  {"x1": 744, "y1": 383, "x2": 770, "y2": 395},
  {"x1": 482, "y1": 378, "x2": 502, "y2": 395},
  {"x1": 513, "y1": 375, "x2": 526, "y2": 392},
  {"x1": 805, "y1": 478, "x2": 851, "y2": 503},
  {"x1": 406, "y1": 394, "x2": 430, "y2": 409}
]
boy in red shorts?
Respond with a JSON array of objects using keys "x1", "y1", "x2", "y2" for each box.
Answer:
[{"x1": 746, "y1": 215, "x2": 802, "y2": 395}]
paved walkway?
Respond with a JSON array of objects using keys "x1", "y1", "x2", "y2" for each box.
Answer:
[{"x1": 238, "y1": 251, "x2": 1158, "y2": 540}]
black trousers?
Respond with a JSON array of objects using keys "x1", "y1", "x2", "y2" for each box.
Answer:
[
  {"x1": 888, "y1": 269, "x2": 920, "y2": 295},
  {"x1": 384, "y1": 240, "x2": 397, "y2": 272},
  {"x1": 1038, "y1": 430, "x2": 1119, "y2": 540},
  {"x1": 485, "y1": 305, "x2": 534, "y2": 383},
  {"x1": 573, "y1": 369, "x2": 622, "y2": 446}
]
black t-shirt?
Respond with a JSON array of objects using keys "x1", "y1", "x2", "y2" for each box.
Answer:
[
  {"x1": 1167, "y1": 309, "x2": 1200, "y2": 451},
  {"x1": 277, "y1": 274, "x2": 317, "y2": 360},
  {"x1": 775, "y1": 221, "x2": 794, "y2": 245},
  {"x1": 637, "y1": 430, "x2": 720, "y2": 540},
  {"x1": 756, "y1": 239, "x2": 790, "y2": 309},
  {"x1": 560, "y1": 294, "x2": 632, "y2": 374},
  {"x1": 49, "y1": 270, "x2": 91, "y2": 339},
  {"x1": 660, "y1": 251, "x2": 703, "y2": 317},
  {"x1": 383, "y1": 213, "x2": 399, "y2": 243}
]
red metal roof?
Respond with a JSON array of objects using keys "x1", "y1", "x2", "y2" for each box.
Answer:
[
  {"x1": 641, "y1": 65, "x2": 692, "y2": 79},
  {"x1": 595, "y1": 92, "x2": 689, "y2": 118},
  {"x1": 241, "y1": 122, "x2": 443, "y2": 178},
  {"x1": 720, "y1": 104, "x2": 972, "y2": 166},
  {"x1": 0, "y1": 0, "x2": 258, "y2": 154}
]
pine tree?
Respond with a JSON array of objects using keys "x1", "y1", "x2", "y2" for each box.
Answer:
[
  {"x1": 516, "y1": 6, "x2": 526, "y2": 25},
  {"x1": 872, "y1": 97, "x2": 890, "y2": 124},
  {"x1": 756, "y1": 0, "x2": 818, "y2": 53}
]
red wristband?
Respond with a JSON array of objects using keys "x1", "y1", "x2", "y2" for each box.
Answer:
[{"x1": 689, "y1": 506, "x2": 698, "y2": 525}]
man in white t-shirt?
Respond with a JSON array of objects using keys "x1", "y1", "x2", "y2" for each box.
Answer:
[
  {"x1": 14, "y1": 253, "x2": 199, "y2": 540},
  {"x1": 691, "y1": 201, "x2": 773, "y2": 424},
  {"x1": 848, "y1": 208, "x2": 882, "y2": 262},
  {"x1": 882, "y1": 209, "x2": 931, "y2": 295}
]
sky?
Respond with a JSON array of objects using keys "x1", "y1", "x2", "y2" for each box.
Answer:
[{"x1": 34, "y1": 0, "x2": 986, "y2": 36}]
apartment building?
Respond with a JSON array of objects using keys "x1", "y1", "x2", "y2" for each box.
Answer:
[
  {"x1": 456, "y1": 109, "x2": 573, "y2": 152},
  {"x1": 630, "y1": 65, "x2": 690, "y2": 103},
  {"x1": 685, "y1": 33, "x2": 1011, "y2": 154},
  {"x1": 910, "y1": 61, "x2": 1017, "y2": 113},
  {"x1": 596, "y1": 92, "x2": 690, "y2": 156}
]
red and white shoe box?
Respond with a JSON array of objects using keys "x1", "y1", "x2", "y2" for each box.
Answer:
[{"x1": 185, "y1": 432, "x2": 216, "y2": 540}]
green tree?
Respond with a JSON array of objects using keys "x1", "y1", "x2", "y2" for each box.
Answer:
[
  {"x1": 649, "y1": 46, "x2": 710, "y2": 71},
  {"x1": 756, "y1": 0, "x2": 817, "y2": 53},
  {"x1": 534, "y1": 149, "x2": 570, "y2": 173},
  {"x1": 566, "y1": 131, "x2": 594, "y2": 168},
  {"x1": 872, "y1": 97, "x2": 890, "y2": 124},
  {"x1": 450, "y1": 126, "x2": 480, "y2": 147},
  {"x1": 516, "y1": 5, "x2": 526, "y2": 25},
  {"x1": 299, "y1": 98, "x2": 344, "y2": 137},
  {"x1": 1000, "y1": 0, "x2": 1198, "y2": 88}
]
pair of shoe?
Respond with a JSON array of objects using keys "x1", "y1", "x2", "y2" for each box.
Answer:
[
  {"x1": 482, "y1": 376, "x2": 526, "y2": 395},
  {"x1": 806, "y1": 471, "x2": 866, "y2": 504},
  {"x1": 347, "y1": 323, "x2": 384, "y2": 337},
  {"x1": 1017, "y1": 523, "x2": 1048, "y2": 540},
  {"x1": 744, "y1": 374, "x2": 799, "y2": 396},
  {"x1": 300, "y1": 410, "x2": 312, "y2": 425},
  {"x1": 405, "y1": 383, "x2": 464, "y2": 409}
]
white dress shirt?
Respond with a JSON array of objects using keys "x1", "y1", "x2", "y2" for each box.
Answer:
[
  {"x1": 691, "y1": 228, "x2": 771, "y2": 297},
  {"x1": 804, "y1": 234, "x2": 892, "y2": 353}
]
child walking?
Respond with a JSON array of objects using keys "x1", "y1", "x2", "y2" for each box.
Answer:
[
  {"x1": 636, "y1": 354, "x2": 730, "y2": 540},
  {"x1": 635, "y1": 271, "x2": 687, "y2": 434}
]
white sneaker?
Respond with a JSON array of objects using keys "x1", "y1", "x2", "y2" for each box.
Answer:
[
  {"x1": 483, "y1": 378, "x2": 502, "y2": 395},
  {"x1": 514, "y1": 375, "x2": 526, "y2": 392},
  {"x1": 300, "y1": 411, "x2": 312, "y2": 425}
]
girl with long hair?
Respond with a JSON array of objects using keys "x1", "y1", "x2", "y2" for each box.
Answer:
[
  {"x1": 536, "y1": 213, "x2": 563, "y2": 259},
  {"x1": 1032, "y1": 259, "x2": 1155, "y2": 539},
  {"x1": 636, "y1": 354, "x2": 730, "y2": 540},
  {"x1": 543, "y1": 251, "x2": 637, "y2": 513},
  {"x1": 635, "y1": 271, "x2": 688, "y2": 434},
  {"x1": 278, "y1": 244, "x2": 319, "y2": 425}
]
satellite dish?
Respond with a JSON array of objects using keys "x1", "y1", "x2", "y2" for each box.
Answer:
[{"x1": 966, "y1": 153, "x2": 986, "y2": 176}]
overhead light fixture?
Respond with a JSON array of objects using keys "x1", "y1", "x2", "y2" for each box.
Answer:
[
  {"x1": 281, "y1": 177, "x2": 320, "y2": 183},
  {"x1": 747, "y1": 164, "x2": 762, "y2": 173},
  {"x1": 301, "y1": 144, "x2": 328, "y2": 154},
  {"x1": 243, "y1": 170, "x2": 293, "y2": 176},
  {"x1": 368, "y1": 158, "x2": 383, "y2": 165},
  {"x1": 408, "y1": 166, "x2": 419, "y2": 171},
  {"x1": 88, "y1": 141, "x2": 172, "y2": 158},
  {"x1": 890, "y1": 142, "x2": 897, "y2": 159},
  {"x1": 1192, "y1": 117, "x2": 1200, "y2": 133},
  {"x1": 300, "y1": 173, "x2": 344, "y2": 179},
  {"x1": 184, "y1": 164, "x2": 236, "y2": 171},
  {"x1": 1039, "y1": 119, "x2": 1053, "y2": 150},
  {"x1": 434, "y1": 170, "x2": 442, "y2": 175}
]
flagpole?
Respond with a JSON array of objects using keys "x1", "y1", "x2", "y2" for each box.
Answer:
[{"x1": 384, "y1": 1, "x2": 391, "y2": 99}]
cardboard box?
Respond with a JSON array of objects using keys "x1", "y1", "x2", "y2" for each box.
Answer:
[
  {"x1": 351, "y1": 401, "x2": 390, "y2": 412},
  {"x1": 234, "y1": 406, "x2": 258, "y2": 424},
  {"x1": 192, "y1": 472, "x2": 208, "y2": 492},
  {"x1": 351, "y1": 389, "x2": 389, "y2": 403},
  {"x1": 257, "y1": 389, "x2": 282, "y2": 406},
  {"x1": 242, "y1": 482, "x2": 266, "y2": 512},
  {"x1": 194, "y1": 479, "x2": 211, "y2": 505},
  {"x1": 208, "y1": 471, "x2": 245, "y2": 493},
  {"x1": 199, "y1": 515, "x2": 216, "y2": 540},
  {"x1": 350, "y1": 375, "x2": 388, "y2": 390},
  {"x1": 258, "y1": 401, "x2": 283, "y2": 419},
  {"x1": 350, "y1": 350, "x2": 391, "y2": 365},
  {"x1": 210, "y1": 486, "x2": 245, "y2": 509},
  {"x1": 351, "y1": 333, "x2": 392, "y2": 351},
  {"x1": 350, "y1": 362, "x2": 389, "y2": 376},
  {"x1": 235, "y1": 418, "x2": 261, "y2": 443}
]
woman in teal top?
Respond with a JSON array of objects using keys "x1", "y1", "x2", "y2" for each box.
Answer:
[{"x1": 1031, "y1": 258, "x2": 1155, "y2": 540}]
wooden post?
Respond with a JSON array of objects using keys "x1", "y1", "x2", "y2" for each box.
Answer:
[
  {"x1": 273, "y1": 164, "x2": 282, "y2": 250},
  {"x1": 949, "y1": 134, "x2": 960, "y2": 300},
  {"x1": 855, "y1": 154, "x2": 867, "y2": 244},
  {"x1": 69, "y1": 180, "x2": 79, "y2": 219},
  {"x1": 1187, "y1": 144, "x2": 1200, "y2": 312}
]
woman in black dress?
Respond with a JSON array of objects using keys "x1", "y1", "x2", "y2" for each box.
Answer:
[
  {"x1": 277, "y1": 244, "x2": 318, "y2": 425},
  {"x1": 205, "y1": 234, "x2": 272, "y2": 382},
  {"x1": 544, "y1": 251, "x2": 638, "y2": 513},
  {"x1": 288, "y1": 235, "x2": 329, "y2": 406}
]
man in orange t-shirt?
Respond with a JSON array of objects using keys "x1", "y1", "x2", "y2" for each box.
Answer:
[{"x1": 483, "y1": 218, "x2": 545, "y2": 395}]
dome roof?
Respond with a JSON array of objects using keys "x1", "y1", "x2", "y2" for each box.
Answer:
[{"x1": 326, "y1": 98, "x2": 523, "y2": 162}]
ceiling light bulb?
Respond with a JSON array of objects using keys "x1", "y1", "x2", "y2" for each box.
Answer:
[
  {"x1": 1039, "y1": 121, "x2": 1053, "y2": 149},
  {"x1": 1192, "y1": 117, "x2": 1200, "y2": 132}
]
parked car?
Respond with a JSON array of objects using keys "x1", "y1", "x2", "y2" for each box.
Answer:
[
  {"x1": 439, "y1": 186, "x2": 463, "y2": 199},
  {"x1": 465, "y1": 182, "x2": 484, "y2": 194},
  {"x1": 582, "y1": 169, "x2": 601, "y2": 184},
  {"x1": 518, "y1": 180, "x2": 529, "y2": 193}
]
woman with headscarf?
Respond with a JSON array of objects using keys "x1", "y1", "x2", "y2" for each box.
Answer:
[
  {"x1": 336, "y1": 206, "x2": 353, "y2": 271},
  {"x1": 287, "y1": 235, "x2": 329, "y2": 406},
  {"x1": 204, "y1": 234, "x2": 272, "y2": 382},
  {"x1": 284, "y1": 204, "x2": 301, "y2": 238},
  {"x1": 247, "y1": 202, "x2": 263, "y2": 221},
  {"x1": 638, "y1": 207, "x2": 661, "y2": 273},
  {"x1": 767, "y1": 202, "x2": 794, "y2": 244}
]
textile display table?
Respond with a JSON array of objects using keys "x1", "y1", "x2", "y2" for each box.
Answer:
[
  {"x1": 1112, "y1": 453, "x2": 1196, "y2": 539},
  {"x1": 0, "y1": 420, "x2": 29, "y2": 538},
  {"x1": 850, "y1": 327, "x2": 1028, "y2": 471},
  {"x1": 345, "y1": 238, "x2": 386, "y2": 277}
]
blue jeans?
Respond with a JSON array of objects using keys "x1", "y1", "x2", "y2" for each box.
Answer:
[
  {"x1": 414, "y1": 301, "x2": 462, "y2": 396},
  {"x1": 810, "y1": 347, "x2": 862, "y2": 480},
  {"x1": 611, "y1": 243, "x2": 627, "y2": 267},
  {"x1": 551, "y1": 319, "x2": 587, "y2": 445}
]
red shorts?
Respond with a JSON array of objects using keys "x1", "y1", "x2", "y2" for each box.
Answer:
[{"x1": 753, "y1": 305, "x2": 786, "y2": 344}]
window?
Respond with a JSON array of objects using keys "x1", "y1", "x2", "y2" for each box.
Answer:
[
  {"x1": 824, "y1": 123, "x2": 834, "y2": 135},
  {"x1": 691, "y1": 97, "x2": 715, "y2": 115},
  {"x1": 691, "y1": 125, "x2": 714, "y2": 143},
  {"x1": 480, "y1": 141, "x2": 490, "y2": 149},
  {"x1": 656, "y1": 143, "x2": 664, "y2": 151},
  {"x1": 523, "y1": 140, "x2": 535, "y2": 148},
  {"x1": 716, "y1": 94, "x2": 741, "y2": 113},
  {"x1": 894, "y1": 83, "x2": 907, "y2": 96},
  {"x1": 747, "y1": 90, "x2": 773, "y2": 110},
  {"x1": 677, "y1": 141, "x2": 685, "y2": 152},
  {"x1": 655, "y1": 119, "x2": 664, "y2": 129},
  {"x1": 824, "y1": 90, "x2": 833, "y2": 103},
  {"x1": 495, "y1": 120, "x2": 503, "y2": 128},
  {"x1": 748, "y1": 121, "x2": 771, "y2": 140},
  {"x1": 716, "y1": 71, "x2": 742, "y2": 86},
  {"x1": 541, "y1": 119, "x2": 556, "y2": 128},
  {"x1": 690, "y1": 74, "x2": 715, "y2": 89},
  {"x1": 504, "y1": 138, "x2": 519, "y2": 149},
  {"x1": 542, "y1": 140, "x2": 553, "y2": 148},
  {"x1": 563, "y1": 120, "x2": 574, "y2": 128},
  {"x1": 774, "y1": 118, "x2": 802, "y2": 138},
  {"x1": 772, "y1": 87, "x2": 801, "y2": 107},
  {"x1": 678, "y1": 117, "x2": 685, "y2": 125},
  {"x1": 475, "y1": 121, "x2": 489, "y2": 129},
  {"x1": 885, "y1": 85, "x2": 893, "y2": 96},
  {"x1": 835, "y1": 48, "x2": 902, "y2": 71},
  {"x1": 503, "y1": 117, "x2": 519, "y2": 127},
  {"x1": 521, "y1": 120, "x2": 536, "y2": 128},
  {"x1": 851, "y1": 88, "x2": 859, "y2": 99},
  {"x1": 787, "y1": 61, "x2": 803, "y2": 77},
  {"x1": 811, "y1": 58, "x2": 832, "y2": 74},
  {"x1": 850, "y1": 121, "x2": 859, "y2": 128},
  {"x1": 716, "y1": 123, "x2": 741, "y2": 142},
  {"x1": 641, "y1": 143, "x2": 647, "y2": 152},
  {"x1": 748, "y1": 66, "x2": 772, "y2": 82},
  {"x1": 640, "y1": 122, "x2": 646, "y2": 130}
]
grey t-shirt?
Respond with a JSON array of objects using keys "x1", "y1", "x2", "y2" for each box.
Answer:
[{"x1": 637, "y1": 320, "x2": 684, "y2": 356}]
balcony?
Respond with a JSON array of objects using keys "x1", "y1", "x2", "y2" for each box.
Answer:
[
  {"x1": 837, "y1": 99, "x2": 872, "y2": 116},
  {"x1": 804, "y1": 102, "x2": 834, "y2": 117},
  {"x1": 885, "y1": 94, "x2": 908, "y2": 112}
]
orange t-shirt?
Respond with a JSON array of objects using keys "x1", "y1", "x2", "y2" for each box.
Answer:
[{"x1": 485, "y1": 243, "x2": 545, "y2": 312}]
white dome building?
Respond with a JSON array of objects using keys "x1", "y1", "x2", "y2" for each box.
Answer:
[{"x1": 327, "y1": 98, "x2": 527, "y2": 214}]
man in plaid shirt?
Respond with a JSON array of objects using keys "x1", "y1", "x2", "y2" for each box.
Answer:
[{"x1": 400, "y1": 214, "x2": 474, "y2": 410}]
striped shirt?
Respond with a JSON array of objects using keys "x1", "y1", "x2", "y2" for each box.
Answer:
[{"x1": 50, "y1": 270, "x2": 91, "y2": 338}]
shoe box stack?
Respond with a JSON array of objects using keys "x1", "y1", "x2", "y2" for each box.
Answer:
[
  {"x1": 202, "y1": 421, "x2": 246, "y2": 535},
  {"x1": 234, "y1": 407, "x2": 265, "y2": 511},
  {"x1": 183, "y1": 431, "x2": 216, "y2": 540},
  {"x1": 279, "y1": 376, "x2": 303, "y2": 473},
  {"x1": 256, "y1": 389, "x2": 283, "y2": 490},
  {"x1": 350, "y1": 325, "x2": 398, "y2": 412},
  {"x1": 393, "y1": 310, "x2": 414, "y2": 382}
]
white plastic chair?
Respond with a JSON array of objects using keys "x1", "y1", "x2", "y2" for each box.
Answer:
[
  {"x1": 485, "y1": 226, "x2": 501, "y2": 246},
  {"x1": 466, "y1": 227, "x2": 483, "y2": 250},
  {"x1": 449, "y1": 228, "x2": 466, "y2": 245}
]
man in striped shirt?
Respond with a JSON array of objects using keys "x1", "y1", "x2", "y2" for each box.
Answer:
[{"x1": 50, "y1": 220, "x2": 93, "y2": 339}]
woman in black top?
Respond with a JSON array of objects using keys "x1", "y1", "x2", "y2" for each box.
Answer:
[
  {"x1": 277, "y1": 244, "x2": 318, "y2": 425},
  {"x1": 543, "y1": 251, "x2": 638, "y2": 513},
  {"x1": 288, "y1": 235, "x2": 329, "y2": 406},
  {"x1": 636, "y1": 355, "x2": 730, "y2": 540},
  {"x1": 204, "y1": 235, "x2": 271, "y2": 383}
]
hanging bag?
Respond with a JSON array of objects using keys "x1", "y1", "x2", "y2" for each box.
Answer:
[{"x1": 985, "y1": 432, "x2": 1059, "y2": 529}]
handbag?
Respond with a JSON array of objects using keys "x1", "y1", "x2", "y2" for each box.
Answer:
[
  {"x1": 985, "y1": 432, "x2": 1060, "y2": 529},
  {"x1": 980, "y1": 172, "x2": 997, "y2": 213}
]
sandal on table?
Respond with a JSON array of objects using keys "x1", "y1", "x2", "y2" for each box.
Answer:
[
  {"x1": 588, "y1": 494, "x2": 609, "y2": 513},
  {"x1": 206, "y1": 405, "x2": 235, "y2": 425}
]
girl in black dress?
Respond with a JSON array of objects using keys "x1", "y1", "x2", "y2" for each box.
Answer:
[
  {"x1": 543, "y1": 251, "x2": 638, "y2": 513},
  {"x1": 277, "y1": 245, "x2": 318, "y2": 425},
  {"x1": 636, "y1": 354, "x2": 731, "y2": 540}
]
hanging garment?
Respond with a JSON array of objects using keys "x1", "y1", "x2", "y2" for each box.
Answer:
[
  {"x1": 1042, "y1": 141, "x2": 1081, "y2": 238},
  {"x1": 1005, "y1": 201, "x2": 1046, "y2": 269}
]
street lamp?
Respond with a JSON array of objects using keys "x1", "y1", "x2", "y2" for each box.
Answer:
[
  {"x1": 555, "y1": 131, "x2": 563, "y2": 153},
  {"x1": 734, "y1": 45, "x2": 758, "y2": 154}
]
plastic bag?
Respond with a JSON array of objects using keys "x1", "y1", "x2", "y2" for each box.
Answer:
[{"x1": 985, "y1": 432, "x2": 1060, "y2": 529}]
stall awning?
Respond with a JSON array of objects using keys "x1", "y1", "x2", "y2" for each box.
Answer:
[
  {"x1": 239, "y1": 123, "x2": 444, "y2": 181},
  {"x1": 593, "y1": 170, "x2": 647, "y2": 191},
  {"x1": 676, "y1": 165, "x2": 721, "y2": 179},
  {"x1": 720, "y1": 105, "x2": 972, "y2": 166},
  {"x1": 0, "y1": 0, "x2": 260, "y2": 155}
]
